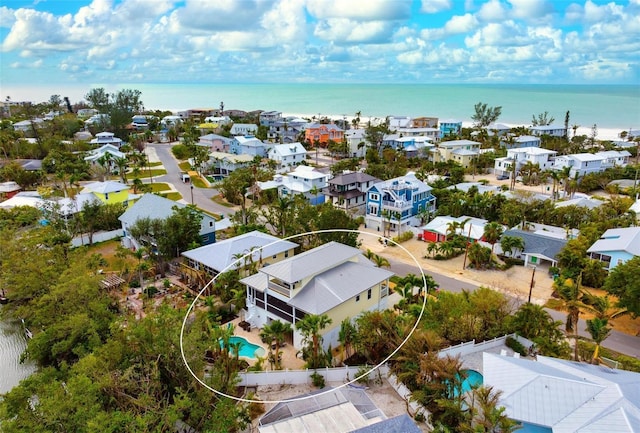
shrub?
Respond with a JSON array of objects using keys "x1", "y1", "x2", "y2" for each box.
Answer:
[
  {"x1": 355, "y1": 365, "x2": 371, "y2": 385},
  {"x1": 506, "y1": 336, "x2": 528, "y2": 357},
  {"x1": 171, "y1": 144, "x2": 189, "y2": 160},
  {"x1": 310, "y1": 371, "x2": 325, "y2": 388},
  {"x1": 129, "y1": 280, "x2": 140, "y2": 288},
  {"x1": 391, "y1": 231, "x2": 414, "y2": 244}
]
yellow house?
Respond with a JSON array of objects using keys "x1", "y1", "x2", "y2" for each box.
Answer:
[
  {"x1": 434, "y1": 139, "x2": 481, "y2": 168},
  {"x1": 80, "y1": 181, "x2": 133, "y2": 206},
  {"x1": 180, "y1": 230, "x2": 298, "y2": 292},
  {"x1": 242, "y1": 242, "x2": 394, "y2": 350}
]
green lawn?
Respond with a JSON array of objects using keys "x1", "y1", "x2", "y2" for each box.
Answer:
[
  {"x1": 131, "y1": 169, "x2": 167, "y2": 179},
  {"x1": 178, "y1": 162, "x2": 192, "y2": 171},
  {"x1": 211, "y1": 194, "x2": 235, "y2": 208},
  {"x1": 148, "y1": 161, "x2": 163, "y2": 167},
  {"x1": 192, "y1": 177, "x2": 208, "y2": 188},
  {"x1": 148, "y1": 183, "x2": 171, "y2": 192},
  {"x1": 161, "y1": 192, "x2": 182, "y2": 201}
]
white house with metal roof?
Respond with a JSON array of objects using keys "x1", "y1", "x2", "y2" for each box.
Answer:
[
  {"x1": 530, "y1": 124, "x2": 568, "y2": 137},
  {"x1": 89, "y1": 131, "x2": 123, "y2": 148},
  {"x1": 230, "y1": 123, "x2": 259, "y2": 136},
  {"x1": 181, "y1": 230, "x2": 297, "y2": 290},
  {"x1": 268, "y1": 142, "x2": 307, "y2": 172},
  {"x1": 257, "y1": 165, "x2": 329, "y2": 205},
  {"x1": 587, "y1": 227, "x2": 640, "y2": 271},
  {"x1": 553, "y1": 151, "x2": 631, "y2": 178},
  {"x1": 483, "y1": 352, "x2": 640, "y2": 433},
  {"x1": 494, "y1": 147, "x2": 557, "y2": 180},
  {"x1": 242, "y1": 242, "x2": 394, "y2": 350}
]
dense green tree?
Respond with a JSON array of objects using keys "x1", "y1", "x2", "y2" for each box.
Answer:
[
  {"x1": 603, "y1": 256, "x2": 640, "y2": 318},
  {"x1": 315, "y1": 205, "x2": 360, "y2": 247},
  {"x1": 509, "y1": 303, "x2": 570, "y2": 358},
  {"x1": 260, "y1": 320, "x2": 292, "y2": 370}
]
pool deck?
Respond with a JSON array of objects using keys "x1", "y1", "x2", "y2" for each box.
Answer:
[{"x1": 230, "y1": 317, "x2": 306, "y2": 370}]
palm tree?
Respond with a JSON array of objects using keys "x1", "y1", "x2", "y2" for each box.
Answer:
[
  {"x1": 482, "y1": 222, "x2": 503, "y2": 254},
  {"x1": 114, "y1": 156, "x2": 128, "y2": 183},
  {"x1": 586, "y1": 317, "x2": 611, "y2": 364},
  {"x1": 371, "y1": 254, "x2": 390, "y2": 268},
  {"x1": 554, "y1": 275, "x2": 584, "y2": 360},
  {"x1": 296, "y1": 314, "x2": 332, "y2": 369},
  {"x1": 500, "y1": 235, "x2": 524, "y2": 257},
  {"x1": 338, "y1": 318, "x2": 357, "y2": 361},
  {"x1": 259, "y1": 320, "x2": 292, "y2": 370},
  {"x1": 580, "y1": 291, "x2": 629, "y2": 322}
]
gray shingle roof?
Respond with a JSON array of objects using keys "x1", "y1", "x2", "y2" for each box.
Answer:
[
  {"x1": 502, "y1": 229, "x2": 567, "y2": 261},
  {"x1": 328, "y1": 172, "x2": 380, "y2": 186}
]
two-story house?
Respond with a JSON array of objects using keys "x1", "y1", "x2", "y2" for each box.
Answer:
[
  {"x1": 439, "y1": 119, "x2": 462, "y2": 137},
  {"x1": 501, "y1": 135, "x2": 541, "y2": 149},
  {"x1": 229, "y1": 135, "x2": 272, "y2": 157},
  {"x1": 119, "y1": 193, "x2": 219, "y2": 250},
  {"x1": 396, "y1": 127, "x2": 441, "y2": 141},
  {"x1": 304, "y1": 123, "x2": 344, "y2": 145},
  {"x1": 89, "y1": 131, "x2": 123, "y2": 148},
  {"x1": 494, "y1": 147, "x2": 557, "y2": 180},
  {"x1": 181, "y1": 230, "x2": 297, "y2": 292},
  {"x1": 230, "y1": 123, "x2": 259, "y2": 136},
  {"x1": 256, "y1": 165, "x2": 329, "y2": 205},
  {"x1": 198, "y1": 133, "x2": 233, "y2": 152},
  {"x1": 322, "y1": 171, "x2": 380, "y2": 215},
  {"x1": 411, "y1": 117, "x2": 438, "y2": 128},
  {"x1": 587, "y1": 227, "x2": 640, "y2": 271},
  {"x1": 209, "y1": 152, "x2": 254, "y2": 177},
  {"x1": 83, "y1": 144, "x2": 125, "y2": 169},
  {"x1": 242, "y1": 241, "x2": 394, "y2": 350},
  {"x1": 343, "y1": 129, "x2": 368, "y2": 158},
  {"x1": 259, "y1": 111, "x2": 282, "y2": 127},
  {"x1": 552, "y1": 150, "x2": 631, "y2": 178},
  {"x1": 268, "y1": 142, "x2": 307, "y2": 172},
  {"x1": 530, "y1": 124, "x2": 567, "y2": 137},
  {"x1": 385, "y1": 136, "x2": 435, "y2": 158},
  {"x1": 267, "y1": 120, "x2": 304, "y2": 143},
  {"x1": 365, "y1": 172, "x2": 436, "y2": 233},
  {"x1": 433, "y1": 139, "x2": 481, "y2": 167}
]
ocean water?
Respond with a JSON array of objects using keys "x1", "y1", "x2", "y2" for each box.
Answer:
[{"x1": 129, "y1": 83, "x2": 640, "y2": 131}]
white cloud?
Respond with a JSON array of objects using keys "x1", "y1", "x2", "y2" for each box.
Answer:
[
  {"x1": 573, "y1": 59, "x2": 633, "y2": 81},
  {"x1": 583, "y1": 0, "x2": 625, "y2": 22},
  {"x1": 420, "y1": 0, "x2": 452, "y2": 14},
  {"x1": 314, "y1": 18, "x2": 394, "y2": 44},
  {"x1": 477, "y1": 0, "x2": 507, "y2": 22},
  {"x1": 508, "y1": 0, "x2": 554, "y2": 21},
  {"x1": 306, "y1": 0, "x2": 412, "y2": 21},
  {"x1": 0, "y1": 6, "x2": 16, "y2": 28},
  {"x1": 444, "y1": 13, "x2": 479, "y2": 33}
]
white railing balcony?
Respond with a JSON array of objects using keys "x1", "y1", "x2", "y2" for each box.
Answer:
[{"x1": 382, "y1": 200, "x2": 411, "y2": 210}]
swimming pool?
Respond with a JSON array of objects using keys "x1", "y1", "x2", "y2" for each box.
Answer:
[
  {"x1": 220, "y1": 336, "x2": 266, "y2": 359},
  {"x1": 460, "y1": 369, "x2": 483, "y2": 393},
  {"x1": 449, "y1": 369, "x2": 484, "y2": 396}
]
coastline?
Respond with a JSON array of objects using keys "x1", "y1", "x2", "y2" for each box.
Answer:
[{"x1": 282, "y1": 112, "x2": 625, "y2": 141}]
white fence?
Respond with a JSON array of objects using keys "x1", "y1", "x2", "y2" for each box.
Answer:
[
  {"x1": 237, "y1": 364, "x2": 389, "y2": 387},
  {"x1": 71, "y1": 229, "x2": 122, "y2": 247},
  {"x1": 438, "y1": 333, "x2": 534, "y2": 358}
]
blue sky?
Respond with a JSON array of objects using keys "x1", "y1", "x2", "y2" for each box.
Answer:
[{"x1": 1, "y1": 0, "x2": 639, "y2": 101}]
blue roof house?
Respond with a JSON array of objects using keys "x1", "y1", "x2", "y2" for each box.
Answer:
[
  {"x1": 364, "y1": 172, "x2": 436, "y2": 233},
  {"x1": 439, "y1": 119, "x2": 462, "y2": 137},
  {"x1": 587, "y1": 227, "x2": 640, "y2": 271}
]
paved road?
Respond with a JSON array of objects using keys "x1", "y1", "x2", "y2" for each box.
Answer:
[
  {"x1": 147, "y1": 142, "x2": 640, "y2": 359},
  {"x1": 148, "y1": 142, "x2": 236, "y2": 217},
  {"x1": 388, "y1": 257, "x2": 640, "y2": 359}
]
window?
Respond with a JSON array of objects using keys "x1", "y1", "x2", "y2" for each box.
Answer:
[
  {"x1": 356, "y1": 295, "x2": 360, "y2": 302},
  {"x1": 284, "y1": 251, "x2": 289, "y2": 258},
  {"x1": 367, "y1": 289, "x2": 372, "y2": 299}
]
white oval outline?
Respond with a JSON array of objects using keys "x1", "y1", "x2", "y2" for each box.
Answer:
[{"x1": 179, "y1": 229, "x2": 428, "y2": 404}]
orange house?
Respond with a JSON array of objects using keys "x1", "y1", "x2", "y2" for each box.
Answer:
[{"x1": 304, "y1": 123, "x2": 344, "y2": 146}]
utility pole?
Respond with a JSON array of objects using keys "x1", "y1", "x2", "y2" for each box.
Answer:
[
  {"x1": 190, "y1": 185, "x2": 194, "y2": 205},
  {"x1": 528, "y1": 266, "x2": 536, "y2": 303}
]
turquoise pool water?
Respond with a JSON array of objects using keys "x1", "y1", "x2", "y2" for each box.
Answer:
[
  {"x1": 453, "y1": 369, "x2": 484, "y2": 396},
  {"x1": 220, "y1": 336, "x2": 266, "y2": 359}
]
